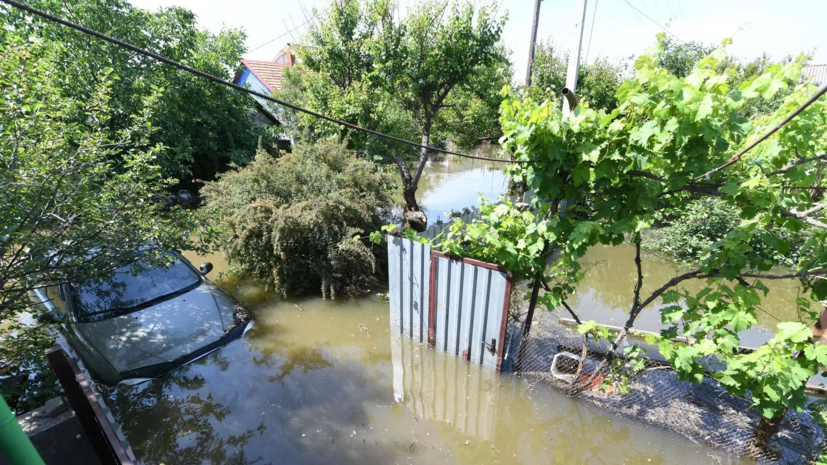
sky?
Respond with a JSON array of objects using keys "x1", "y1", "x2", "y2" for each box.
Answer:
[{"x1": 129, "y1": 0, "x2": 826, "y2": 84}]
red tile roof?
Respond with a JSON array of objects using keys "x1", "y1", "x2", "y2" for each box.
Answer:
[{"x1": 241, "y1": 60, "x2": 292, "y2": 92}]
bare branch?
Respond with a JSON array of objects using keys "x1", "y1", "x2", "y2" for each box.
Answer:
[
  {"x1": 560, "y1": 300, "x2": 582, "y2": 325},
  {"x1": 765, "y1": 153, "x2": 827, "y2": 178},
  {"x1": 628, "y1": 170, "x2": 665, "y2": 182},
  {"x1": 780, "y1": 208, "x2": 827, "y2": 230}
]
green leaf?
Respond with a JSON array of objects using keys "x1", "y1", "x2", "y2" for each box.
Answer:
[
  {"x1": 695, "y1": 95, "x2": 714, "y2": 121},
  {"x1": 776, "y1": 322, "x2": 811, "y2": 343}
]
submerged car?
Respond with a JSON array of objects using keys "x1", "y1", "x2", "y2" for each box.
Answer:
[{"x1": 31, "y1": 252, "x2": 252, "y2": 385}]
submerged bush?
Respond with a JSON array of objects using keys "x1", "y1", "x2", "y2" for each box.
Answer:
[
  {"x1": 202, "y1": 141, "x2": 394, "y2": 298},
  {"x1": 645, "y1": 199, "x2": 805, "y2": 267}
]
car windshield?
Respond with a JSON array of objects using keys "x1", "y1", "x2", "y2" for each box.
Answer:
[{"x1": 71, "y1": 256, "x2": 201, "y2": 315}]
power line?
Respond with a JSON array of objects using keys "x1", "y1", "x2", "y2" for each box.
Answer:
[
  {"x1": 583, "y1": 0, "x2": 598, "y2": 64},
  {"x1": 623, "y1": 0, "x2": 684, "y2": 43},
  {"x1": 0, "y1": 0, "x2": 522, "y2": 165},
  {"x1": 5, "y1": 0, "x2": 827, "y2": 178},
  {"x1": 247, "y1": 18, "x2": 311, "y2": 54}
]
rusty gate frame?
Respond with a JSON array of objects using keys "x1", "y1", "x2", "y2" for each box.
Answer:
[{"x1": 427, "y1": 250, "x2": 513, "y2": 372}]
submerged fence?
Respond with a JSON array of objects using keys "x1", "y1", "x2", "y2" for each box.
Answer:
[
  {"x1": 387, "y1": 236, "x2": 513, "y2": 371},
  {"x1": 390, "y1": 333, "x2": 500, "y2": 440}
]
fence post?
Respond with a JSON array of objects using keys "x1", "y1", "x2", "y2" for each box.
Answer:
[
  {"x1": 46, "y1": 347, "x2": 132, "y2": 465},
  {"x1": 516, "y1": 280, "x2": 541, "y2": 373}
]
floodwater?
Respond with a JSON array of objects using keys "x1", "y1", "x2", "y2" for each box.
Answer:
[
  {"x1": 96, "y1": 155, "x2": 804, "y2": 464},
  {"x1": 392, "y1": 144, "x2": 509, "y2": 221},
  {"x1": 559, "y1": 243, "x2": 809, "y2": 349},
  {"x1": 102, "y1": 286, "x2": 722, "y2": 465}
]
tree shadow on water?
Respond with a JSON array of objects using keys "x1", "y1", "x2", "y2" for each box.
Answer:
[{"x1": 103, "y1": 339, "x2": 406, "y2": 465}]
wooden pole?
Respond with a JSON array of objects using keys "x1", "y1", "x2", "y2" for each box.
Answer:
[
  {"x1": 563, "y1": 0, "x2": 589, "y2": 115},
  {"x1": 524, "y1": 0, "x2": 543, "y2": 87}
]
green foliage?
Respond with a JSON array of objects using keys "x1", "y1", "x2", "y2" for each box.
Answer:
[
  {"x1": 526, "y1": 40, "x2": 628, "y2": 111},
  {"x1": 657, "y1": 36, "x2": 717, "y2": 78},
  {"x1": 438, "y1": 200, "x2": 551, "y2": 280},
  {"x1": 645, "y1": 198, "x2": 805, "y2": 266},
  {"x1": 493, "y1": 35, "x2": 827, "y2": 425},
  {"x1": 371, "y1": 0, "x2": 508, "y2": 145},
  {"x1": 280, "y1": 0, "x2": 509, "y2": 211},
  {"x1": 202, "y1": 141, "x2": 395, "y2": 298},
  {"x1": 0, "y1": 325, "x2": 62, "y2": 414},
  {"x1": 0, "y1": 0, "x2": 272, "y2": 185},
  {"x1": 0, "y1": 39, "x2": 201, "y2": 411},
  {"x1": 575, "y1": 322, "x2": 646, "y2": 395}
]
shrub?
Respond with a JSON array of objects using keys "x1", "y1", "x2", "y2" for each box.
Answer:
[
  {"x1": 645, "y1": 199, "x2": 805, "y2": 267},
  {"x1": 202, "y1": 141, "x2": 395, "y2": 298}
]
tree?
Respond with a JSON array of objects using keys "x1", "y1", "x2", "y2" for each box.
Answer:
[
  {"x1": 0, "y1": 0, "x2": 272, "y2": 186},
  {"x1": 281, "y1": 0, "x2": 410, "y2": 155},
  {"x1": 439, "y1": 36, "x2": 827, "y2": 458},
  {"x1": 526, "y1": 40, "x2": 627, "y2": 112},
  {"x1": 371, "y1": 0, "x2": 506, "y2": 220},
  {"x1": 657, "y1": 36, "x2": 717, "y2": 78},
  {"x1": 0, "y1": 39, "x2": 202, "y2": 410},
  {"x1": 201, "y1": 141, "x2": 395, "y2": 298},
  {"x1": 279, "y1": 0, "x2": 508, "y2": 230}
]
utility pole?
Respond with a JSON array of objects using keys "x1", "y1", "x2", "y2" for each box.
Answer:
[
  {"x1": 524, "y1": 0, "x2": 543, "y2": 87},
  {"x1": 519, "y1": 0, "x2": 592, "y2": 374},
  {"x1": 562, "y1": 0, "x2": 589, "y2": 115}
]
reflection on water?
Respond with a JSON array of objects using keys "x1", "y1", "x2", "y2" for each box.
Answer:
[
  {"x1": 394, "y1": 145, "x2": 509, "y2": 221},
  {"x1": 103, "y1": 290, "x2": 721, "y2": 464},
  {"x1": 559, "y1": 243, "x2": 808, "y2": 348}
]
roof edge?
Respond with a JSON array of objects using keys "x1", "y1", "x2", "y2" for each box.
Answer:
[{"x1": 240, "y1": 60, "x2": 274, "y2": 93}]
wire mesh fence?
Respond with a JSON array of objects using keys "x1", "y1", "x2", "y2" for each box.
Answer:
[{"x1": 503, "y1": 302, "x2": 827, "y2": 465}]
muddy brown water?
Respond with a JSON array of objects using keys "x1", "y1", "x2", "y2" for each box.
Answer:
[
  {"x1": 392, "y1": 144, "x2": 508, "y2": 221},
  {"x1": 560, "y1": 243, "x2": 810, "y2": 349},
  {"x1": 98, "y1": 155, "x2": 801, "y2": 464},
  {"x1": 102, "y1": 282, "x2": 725, "y2": 465}
]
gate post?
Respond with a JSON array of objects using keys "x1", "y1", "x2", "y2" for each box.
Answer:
[{"x1": 516, "y1": 280, "x2": 541, "y2": 373}]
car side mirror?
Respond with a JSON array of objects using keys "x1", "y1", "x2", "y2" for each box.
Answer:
[
  {"x1": 38, "y1": 311, "x2": 65, "y2": 324},
  {"x1": 200, "y1": 262, "x2": 213, "y2": 275}
]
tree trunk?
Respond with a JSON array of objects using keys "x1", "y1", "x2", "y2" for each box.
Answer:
[
  {"x1": 402, "y1": 187, "x2": 420, "y2": 212},
  {"x1": 406, "y1": 127, "x2": 431, "y2": 213},
  {"x1": 516, "y1": 280, "x2": 541, "y2": 373},
  {"x1": 745, "y1": 411, "x2": 785, "y2": 460}
]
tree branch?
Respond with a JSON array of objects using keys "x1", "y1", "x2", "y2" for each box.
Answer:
[
  {"x1": 780, "y1": 208, "x2": 827, "y2": 230},
  {"x1": 765, "y1": 153, "x2": 827, "y2": 178}
]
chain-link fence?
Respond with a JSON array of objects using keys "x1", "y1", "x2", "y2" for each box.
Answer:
[{"x1": 502, "y1": 300, "x2": 827, "y2": 464}]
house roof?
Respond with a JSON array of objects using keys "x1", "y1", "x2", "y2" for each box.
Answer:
[
  {"x1": 239, "y1": 44, "x2": 297, "y2": 93},
  {"x1": 241, "y1": 60, "x2": 291, "y2": 92},
  {"x1": 802, "y1": 64, "x2": 827, "y2": 87}
]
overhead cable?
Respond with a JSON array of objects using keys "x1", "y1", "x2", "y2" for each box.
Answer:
[
  {"x1": 623, "y1": 0, "x2": 684, "y2": 43},
  {"x1": 4, "y1": 0, "x2": 827, "y2": 178},
  {"x1": 0, "y1": 0, "x2": 520, "y2": 164},
  {"x1": 247, "y1": 18, "x2": 312, "y2": 54}
]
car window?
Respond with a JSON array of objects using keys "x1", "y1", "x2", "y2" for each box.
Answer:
[
  {"x1": 44, "y1": 286, "x2": 66, "y2": 315},
  {"x1": 71, "y1": 256, "x2": 201, "y2": 316}
]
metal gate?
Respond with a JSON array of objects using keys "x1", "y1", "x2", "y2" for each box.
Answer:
[{"x1": 388, "y1": 237, "x2": 513, "y2": 371}]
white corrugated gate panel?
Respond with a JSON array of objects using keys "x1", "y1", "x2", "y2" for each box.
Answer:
[
  {"x1": 479, "y1": 268, "x2": 508, "y2": 370},
  {"x1": 434, "y1": 255, "x2": 450, "y2": 351},
  {"x1": 388, "y1": 238, "x2": 510, "y2": 371},
  {"x1": 456, "y1": 264, "x2": 478, "y2": 361},
  {"x1": 445, "y1": 259, "x2": 464, "y2": 355},
  {"x1": 388, "y1": 237, "x2": 430, "y2": 342}
]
